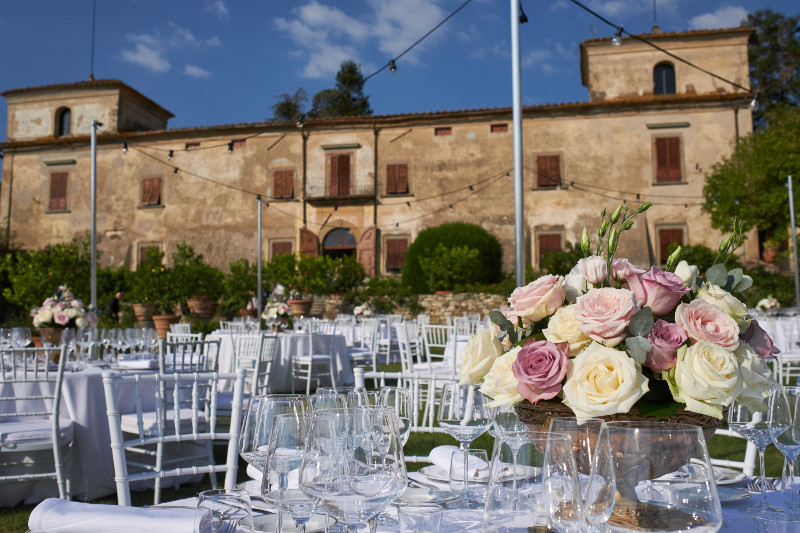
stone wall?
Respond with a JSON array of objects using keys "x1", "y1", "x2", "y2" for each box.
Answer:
[{"x1": 313, "y1": 292, "x2": 506, "y2": 325}]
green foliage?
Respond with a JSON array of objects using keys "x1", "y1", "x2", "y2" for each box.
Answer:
[
  {"x1": 401, "y1": 222, "x2": 503, "y2": 293},
  {"x1": 740, "y1": 265, "x2": 797, "y2": 308},
  {"x1": 170, "y1": 242, "x2": 225, "y2": 301},
  {"x1": 311, "y1": 60, "x2": 372, "y2": 118},
  {"x1": 342, "y1": 275, "x2": 419, "y2": 315},
  {"x1": 130, "y1": 247, "x2": 176, "y2": 314},
  {"x1": 331, "y1": 254, "x2": 366, "y2": 293},
  {"x1": 702, "y1": 106, "x2": 800, "y2": 238},
  {"x1": 219, "y1": 258, "x2": 260, "y2": 317},
  {"x1": 263, "y1": 253, "x2": 297, "y2": 292},
  {"x1": 272, "y1": 88, "x2": 308, "y2": 122},
  {"x1": 539, "y1": 242, "x2": 584, "y2": 276},
  {"x1": 296, "y1": 255, "x2": 336, "y2": 295},
  {"x1": 418, "y1": 244, "x2": 482, "y2": 292}
]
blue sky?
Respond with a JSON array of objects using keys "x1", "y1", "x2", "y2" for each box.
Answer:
[{"x1": 0, "y1": 0, "x2": 796, "y2": 145}]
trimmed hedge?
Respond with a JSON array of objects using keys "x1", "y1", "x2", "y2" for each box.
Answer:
[{"x1": 401, "y1": 222, "x2": 503, "y2": 293}]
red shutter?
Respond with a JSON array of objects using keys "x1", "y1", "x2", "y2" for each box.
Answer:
[
  {"x1": 537, "y1": 156, "x2": 560, "y2": 187},
  {"x1": 339, "y1": 155, "x2": 350, "y2": 196},
  {"x1": 141, "y1": 178, "x2": 152, "y2": 205},
  {"x1": 273, "y1": 171, "x2": 283, "y2": 198},
  {"x1": 272, "y1": 241, "x2": 293, "y2": 257},
  {"x1": 152, "y1": 177, "x2": 162, "y2": 205},
  {"x1": 49, "y1": 172, "x2": 68, "y2": 211},
  {"x1": 538, "y1": 233, "x2": 562, "y2": 264},
  {"x1": 659, "y1": 229, "x2": 684, "y2": 264},
  {"x1": 656, "y1": 137, "x2": 681, "y2": 182},
  {"x1": 329, "y1": 156, "x2": 339, "y2": 197},
  {"x1": 386, "y1": 238, "x2": 408, "y2": 272},
  {"x1": 283, "y1": 170, "x2": 294, "y2": 198},
  {"x1": 396, "y1": 164, "x2": 408, "y2": 193},
  {"x1": 387, "y1": 165, "x2": 397, "y2": 194}
]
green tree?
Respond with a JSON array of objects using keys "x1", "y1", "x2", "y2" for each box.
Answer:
[
  {"x1": 311, "y1": 60, "x2": 372, "y2": 118},
  {"x1": 744, "y1": 9, "x2": 800, "y2": 127},
  {"x1": 272, "y1": 88, "x2": 308, "y2": 122},
  {"x1": 702, "y1": 106, "x2": 800, "y2": 240}
]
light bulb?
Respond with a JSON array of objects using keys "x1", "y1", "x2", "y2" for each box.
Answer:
[
  {"x1": 611, "y1": 27, "x2": 623, "y2": 46},
  {"x1": 749, "y1": 93, "x2": 758, "y2": 111}
]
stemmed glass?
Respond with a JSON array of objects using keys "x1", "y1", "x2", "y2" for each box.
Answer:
[
  {"x1": 437, "y1": 383, "x2": 493, "y2": 507},
  {"x1": 10, "y1": 327, "x2": 32, "y2": 349},
  {"x1": 377, "y1": 386, "x2": 412, "y2": 446},
  {"x1": 261, "y1": 414, "x2": 318, "y2": 533},
  {"x1": 729, "y1": 389, "x2": 780, "y2": 512},
  {"x1": 769, "y1": 386, "x2": 799, "y2": 516},
  {"x1": 239, "y1": 395, "x2": 308, "y2": 473},
  {"x1": 543, "y1": 431, "x2": 585, "y2": 533},
  {"x1": 300, "y1": 407, "x2": 407, "y2": 533}
]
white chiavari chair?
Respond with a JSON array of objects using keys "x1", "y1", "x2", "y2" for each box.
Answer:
[
  {"x1": 169, "y1": 323, "x2": 192, "y2": 335},
  {"x1": 291, "y1": 320, "x2": 338, "y2": 395}
]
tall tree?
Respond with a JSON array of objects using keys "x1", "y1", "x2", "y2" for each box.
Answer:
[
  {"x1": 743, "y1": 9, "x2": 800, "y2": 127},
  {"x1": 271, "y1": 88, "x2": 308, "y2": 122},
  {"x1": 311, "y1": 60, "x2": 372, "y2": 118}
]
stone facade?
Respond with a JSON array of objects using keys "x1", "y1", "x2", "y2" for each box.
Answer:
[{"x1": 0, "y1": 28, "x2": 757, "y2": 278}]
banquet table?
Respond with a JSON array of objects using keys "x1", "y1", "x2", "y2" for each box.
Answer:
[{"x1": 207, "y1": 330, "x2": 354, "y2": 393}]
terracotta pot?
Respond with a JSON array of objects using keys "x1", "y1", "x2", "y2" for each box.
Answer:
[
  {"x1": 239, "y1": 308, "x2": 257, "y2": 318},
  {"x1": 38, "y1": 327, "x2": 64, "y2": 346},
  {"x1": 288, "y1": 299, "x2": 312, "y2": 317},
  {"x1": 132, "y1": 303, "x2": 156, "y2": 322},
  {"x1": 187, "y1": 296, "x2": 219, "y2": 320},
  {"x1": 152, "y1": 314, "x2": 180, "y2": 339},
  {"x1": 763, "y1": 247, "x2": 778, "y2": 263}
]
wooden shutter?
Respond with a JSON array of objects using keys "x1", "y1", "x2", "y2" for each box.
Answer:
[
  {"x1": 272, "y1": 241, "x2": 293, "y2": 257},
  {"x1": 538, "y1": 233, "x2": 562, "y2": 264},
  {"x1": 141, "y1": 178, "x2": 152, "y2": 205},
  {"x1": 49, "y1": 172, "x2": 68, "y2": 211},
  {"x1": 385, "y1": 238, "x2": 408, "y2": 273},
  {"x1": 330, "y1": 155, "x2": 350, "y2": 197},
  {"x1": 151, "y1": 177, "x2": 162, "y2": 205},
  {"x1": 659, "y1": 228, "x2": 684, "y2": 264},
  {"x1": 656, "y1": 137, "x2": 681, "y2": 182},
  {"x1": 537, "y1": 156, "x2": 560, "y2": 187},
  {"x1": 274, "y1": 170, "x2": 294, "y2": 199},
  {"x1": 386, "y1": 164, "x2": 408, "y2": 194},
  {"x1": 330, "y1": 155, "x2": 339, "y2": 197}
]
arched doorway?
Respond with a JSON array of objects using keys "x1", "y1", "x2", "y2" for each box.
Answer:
[{"x1": 322, "y1": 228, "x2": 356, "y2": 259}]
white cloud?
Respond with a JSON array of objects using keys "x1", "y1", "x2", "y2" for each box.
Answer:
[
  {"x1": 522, "y1": 48, "x2": 553, "y2": 68},
  {"x1": 206, "y1": 0, "x2": 229, "y2": 20},
  {"x1": 120, "y1": 40, "x2": 170, "y2": 73},
  {"x1": 119, "y1": 25, "x2": 219, "y2": 74},
  {"x1": 184, "y1": 64, "x2": 211, "y2": 78},
  {"x1": 689, "y1": 6, "x2": 748, "y2": 30},
  {"x1": 585, "y1": 0, "x2": 650, "y2": 18}
]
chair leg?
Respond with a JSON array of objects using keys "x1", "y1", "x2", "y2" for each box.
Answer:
[
  {"x1": 328, "y1": 358, "x2": 337, "y2": 391},
  {"x1": 206, "y1": 440, "x2": 218, "y2": 489},
  {"x1": 305, "y1": 365, "x2": 312, "y2": 396},
  {"x1": 154, "y1": 441, "x2": 164, "y2": 505}
]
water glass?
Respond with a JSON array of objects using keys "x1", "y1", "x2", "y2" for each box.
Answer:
[
  {"x1": 377, "y1": 386, "x2": 412, "y2": 445},
  {"x1": 239, "y1": 395, "x2": 308, "y2": 470},
  {"x1": 543, "y1": 431, "x2": 585, "y2": 533},
  {"x1": 11, "y1": 327, "x2": 31, "y2": 349},
  {"x1": 398, "y1": 504, "x2": 443, "y2": 533},
  {"x1": 449, "y1": 448, "x2": 489, "y2": 504},
  {"x1": 755, "y1": 510, "x2": 799, "y2": 533},
  {"x1": 194, "y1": 488, "x2": 254, "y2": 533}
]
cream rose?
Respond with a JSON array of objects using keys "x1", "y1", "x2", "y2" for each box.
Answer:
[
  {"x1": 561, "y1": 342, "x2": 649, "y2": 421},
  {"x1": 665, "y1": 341, "x2": 743, "y2": 419},
  {"x1": 674, "y1": 260, "x2": 700, "y2": 291},
  {"x1": 65, "y1": 308, "x2": 78, "y2": 319},
  {"x1": 542, "y1": 304, "x2": 591, "y2": 356},
  {"x1": 480, "y1": 347, "x2": 524, "y2": 408},
  {"x1": 458, "y1": 330, "x2": 505, "y2": 386},
  {"x1": 732, "y1": 342, "x2": 776, "y2": 411},
  {"x1": 506, "y1": 275, "x2": 566, "y2": 323},
  {"x1": 76, "y1": 316, "x2": 88, "y2": 328},
  {"x1": 38, "y1": 308, "x2": 53, "y2": 324},
  {"x1": 696, "y1": 283, "x2": 750, "y2": 330}
]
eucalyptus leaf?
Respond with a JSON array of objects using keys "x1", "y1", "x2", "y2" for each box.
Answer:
[
  {"x1": 490, "y1": 310, "x2": 514, "y2": 331},
  {"x1": 625, "y1": 336, "x2": 651, "y2": 364},
  {"x1": 727, "y1": 268, "x2": 743, "y2": 291},
  {"x1": 629, "y1": 308, "x2": 654, "y2": 337},
  {"x1": 705, "y1": 263, "x2": 729, "y2": 287}
]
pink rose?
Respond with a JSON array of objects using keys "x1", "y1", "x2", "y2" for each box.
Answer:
[
  {"x1": 512, "y1": 340, "x2": 569, "y2": 402},
  {"x1": 53, "y1": 311, "x2": 70, "y2": 326},
  {"x1": 674, "y1": 299, "x2": 740, "y2": 350},
  {"x1": 646, "y1": 319, "x2": 687, "y2": 372},
  {"x1": 638, "y1": 267, "x2": 691, "y2": 315},
  {"x1": 611, "y1": 259, "x2": 647, "y2": 297},
  {"x1": 576, "y1": 256, "x2": 607, "y2": 285},
  {"x1": 574, "y1": 287, "x2": 638, "y2": 347},
  {"x1": 71, "y1": 299, "x2": 82, "y2": 308},
  {"x1": 740, "y1": 319, "x2": 780, "y2": 360},
  {"x1": 507, "y1": 275, "x2": 566, "y2": 323}
]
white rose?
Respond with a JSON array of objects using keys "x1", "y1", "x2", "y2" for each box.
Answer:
[
  {"x1": 577, "y1": 256, "x2": 607, "y2": 286},
  {"x1": 33, "y1": 315, "x2": 42, "y2": 328},
  {"x1": 696, "y1": 283, "x2": 750, "y2": 330},
  {"x1": 564, "y1": 270, "x2": 591, "y2": 304},
  {"x1": 65, "y1": 308, "x2": 78, "y2": 319},
  {"x1": 480, "y1": 347, "x2": 524, "y2": 408},
  {"x1": 76, "y1": 316, "x2": 88, "y2": 328},
  {"x1": 674, "y1": 260, "x2": 700, "y2": 291},
  {"x1": 38, "y1": 309, "x2": 53, "y2": 324},
  {"x1": 732, "y1": 342, "x2": 776, "y2": 411},
  {"x1": 458, "y1": 329, "x2": 505, "y2": 386},
  {"x1": 665, "y1": 341, "x2": 743, "y2": 419},
  {"x1": 542, "y1": 304, "x2": 591, "y2": 356},
  {"x1": 562, "y1": 342, "x2": 649, "y2": 421}
]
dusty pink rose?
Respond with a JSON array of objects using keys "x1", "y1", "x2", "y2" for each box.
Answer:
[
  {"x1": 577, "y1": 256, "x2": 607, "y2": 285},
  {"x1": 638, "y1": 267, "x2": 691, "y2": 315},
  {"x1": 740, "y1": 319, "x2": 780, "y2": 360},
  {"x1": 506, "y1": 275, "x2": 566, "y2": 323},
  {"x1": 574, "y1": 287, "x2": 638, "y2": 347},
  {"x1": 674, "y1": 299, "x2": 740, "y2": 350},
  {"x1": 512, "y1": 340, "x2": 569, "y2": 402},
  {"x1": 611, "y1": 259, "x2": 647, "y2": 296},
  {"x1": 53, "y1": 311, "x2": 70, "y2": 326},
  {"x1": 646, "y1": 319, "x2": 687, "y2": 372},
  {"x1": 70, "y1": 299, "x2": 82, "y2": 308}
]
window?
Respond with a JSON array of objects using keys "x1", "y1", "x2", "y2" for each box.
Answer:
[
  {"x1": 231, "y1": 139, "x2": 246, "y2": 150},
  {"x1": 329, "y1": 154, "x2": 351, "y2": 197},
  {"x1": 137, "y1": 243, "x2": 162, "y2": 266},
  {"x1": 55, "y1": 108, "x2": 71, "y2": 137},
  {"x1": 491, "y1": 124, "x2": 508, "y2": 133},
  {"x1": 537, "y1": 233, "x2": 562, "y2": 266},
  {"x1": 653, "y1": 62, "x2": 676, "y2": 95},
  {"x1": 140, "y1": 176, "x2": 162, "y2": 206},
  {"x1": 48, "y1": 172, "x2": 68, "y2": 211},
  {"x1": 185, "y1": 142, "x2": 200, "y2": 150},
  {"x1": 271, "y1": 241, "x2": 293, "y2": 258},
  {"x1": 385, "y1": 238, "x2": 408, "y2": 273},
  {"x1": 434, "y1": 127, "x2": 452, "y2": 136},
  {"x1": 386, "y1": 164, "x2": 409, "y2": 195},
  {"x1": 273, "y1": 170, "x2": 294, "y2": 199},
  {"x1": 655, "y1": 137, "x2": 682, "y2": 183},
  {"x1": 658, "y1": 227, "x2": 685, "y2": 264},
  {"x1": 536, "y1": 155, "x2": 561, "y2": 188}
]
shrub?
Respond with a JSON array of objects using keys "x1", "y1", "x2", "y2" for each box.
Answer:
[
  {"x1": 401, "y1": 222, "x2": 503, "y2": 293},
  {"x1": 219, "y1": 258, "x2": 260, "y2": 317},
  {"x1": 170, "y1": 242, "x2": 225, "y2": 302},
  {"x1": 540, "y1": 242, "x2": 584, "y2": 276},
  {"x1": 130, "y1": 247, "x2": 177, "y2": 314},
  {"x1": 419, "y1": 244, "x2": 482, "y2": 292}
]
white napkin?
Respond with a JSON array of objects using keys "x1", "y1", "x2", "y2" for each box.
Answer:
[
  {"x1": 28, "y1": 498, "x2": 209, "y2": 533},
  {"x1": 116, "y1": 359, "x2": 157, "y2": 370},
  {"x1": 428, "y1": 445, "x2": 490, "y2": 480}
]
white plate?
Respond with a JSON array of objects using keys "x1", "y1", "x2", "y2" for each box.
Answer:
[
  {"x1": 398, "y1": 487, "x2": 458, "y2": 504},
  {"x1": 418, "y1": 464, "x2": 538, "y2": 483},
  {"x1": 718, "y1": 487, "x2": 752, "y2": 502},
  {"x1": 251, "y1": 512, "x2": 335, "y2": 532},
  {"x1": 713, "y1": 466, "x2": 747, "y2": 485}
]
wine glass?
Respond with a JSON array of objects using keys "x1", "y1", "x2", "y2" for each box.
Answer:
[
  {"x1": 300, "y1": 406, "x2": 407, "y2": 533},
  {"x1": 10, "y1": 327, "x2": 32, "y2": 349},
  {"x1": 194, "y1": 488, "x2": 254, "y2": 533},
  {"x1": 377, "y1": 386, "x2": 412, "y2": 446},
  {"x1": 730, "y1": 389, "x2": 780, "y2": 512},
  {"x1": 437, "y1": 383, "x2": 493, "y2": 507},
  {"x1": 239, "y1": 395, "x2": 308, "y2": 472},
  {"x1": 310, "y1": 391, "x2": 346, "y2": 412},
  {"x1": 769, "y1": 386, "x2": 799, "y2": 516},
  {"x1": 543, "y1": 430, "x2": 585, "y2": 533},
  {"x1": 261, "y1": 413, "x2": 318, "y2": 533}
]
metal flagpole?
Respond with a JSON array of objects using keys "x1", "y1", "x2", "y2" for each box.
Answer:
[
  {"x1": 257, "y1": 195, "x2": 263, "y2": 319},
  {"x1": 788, "y1": 176, "x2": 800, "y2": 314},
  {"x1": 511, "y1": 0, "x2": 525, "y2": 287},
  {"x1": 90, "y1": 120, "x2": 101, "y2": 310}
]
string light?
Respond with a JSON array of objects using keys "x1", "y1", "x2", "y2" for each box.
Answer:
[
  {"x1": 168, "y1": 150, "x2": 173, "y2": 159},
  {"x1": 122, "y1": 142, "x2": 128, "y2": 153},
  {"x1": 611, "y1": 27, "x2": 623, "y2": 46},
  {"x1": 749, "y1": 93, "x2": 759, "y2": 111},
  {"x1": 173, "y1": 167, "x2": 178, "y2": 174},
  {"x1": 519, "y1": 2, "x2": 528, "y2": 24},
  {"x1": 227, "y1": 141, "x2": 233, "y2": 153},
  {"x1": 449, "y1": 205, "x2": 454, "y2": 214},
  {"x1": 389, "y1": 60, "x2": 397, "y2": 73}
]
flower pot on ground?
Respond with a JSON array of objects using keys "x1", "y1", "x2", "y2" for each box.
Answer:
[
  {"x1": 132, "y1": 303, "x2": 155, "y2": 322},
  {"x1": 187, "y1": 295, "x2": 219, "y2": 320},
  {"x1": 152, "y1": 315, "x2": 180, "y2": 340},
  {"x1": 287, "y1": 299, "x2": 312, "y2": 317},
  {"x1": 762, "y1": 247, "x2": 778, "y2": 263}
]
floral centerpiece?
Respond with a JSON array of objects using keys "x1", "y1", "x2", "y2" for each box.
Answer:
[
  {"x1": 262, "y1": 302, "x2": 292, "y2": 320},
  {"x1": 756, "y1": 296, "x2": 780, "y2": 312},
  {"x1": 461, "y1": 203, "x2": 779, "y2": 423},
  {"x1": 31, "y1": 285, "x2": 96, "y2": 342},
  {"x1": 353, "y1": 302, "x2": 373, "y2": 317}
]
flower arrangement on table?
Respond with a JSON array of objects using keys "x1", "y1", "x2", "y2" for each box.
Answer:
[
  {"x1": 31, "y1": 285, "x2": 96, "y2": 329},
  {"x1": 353, "y1": 302, "x2": 373, "y2": 317},
  {"x1": 262, "y1": 302, "x2": 292, "y2": 320},
  {"x1": 756, "y1": 296, "x2": 780, "y2": 312},
  {"x1": 461, "y1": 203, "x2": 779, "y2": 421}
]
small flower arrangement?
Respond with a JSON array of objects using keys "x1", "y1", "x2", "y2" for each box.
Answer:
[
  {"x1": 756, "y1": 296, "x2": 780, "y2": 311},
  {"x1": 353, "y1": 303, "x2": 373, "y2": 317},
  {"x1": 462, "y1": 203, "x2": 779, "y2": 421},
  {"x1": 262, "y1": 302, "x2": 292, "y2": 320},
  {"x1": 31, "y1": 285, "x2": 96, "y2": 329}
]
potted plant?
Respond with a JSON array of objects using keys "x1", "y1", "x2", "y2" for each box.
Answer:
[
  {"x1": 220, "y1": 258, "x2": 260, "y2": 318},
  {"x1": 132, "y1": 248, "x2": 178, "y2": 338},
  {"x1": 129, "y1": 248, "x2": 165, "y2": 323},
  {"x1": 171, "y1": 242, "x2": 224, "y2": 320}
]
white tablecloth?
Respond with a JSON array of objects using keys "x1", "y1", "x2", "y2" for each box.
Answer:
[{"x1": 207, "y1": 331, "x2": 354, "y2": 393}]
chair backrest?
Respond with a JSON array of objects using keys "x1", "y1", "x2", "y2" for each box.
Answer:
[
  {"x1": 102, "y1": 369, "x2": 246, "y2": 506},
  {"x1": 421, "y1": 324, "x2": 454, "y2": 370},
  {"x1": 169, "y1": 323, "x2": 192, "y2": 335},
  {"x1": 308, "y1": 321, "x2": 337, "y2": 356},
  {"x1": 711, "y1": 428, "x2": 757, "y2": 476},
  {"x1": 158, "y1": 338, "x2": 221, "y2": 373},
  {"x1": 416, "y1": 314, "x2": 430, "y2": 327},
  {"x1": 252, "y1": 334, "x2": 278, "y2": 396},
  {"x1": 453, "y1": 316, "x2": 482, "y2": 336},
  {"x1": 166, "y1": 332, "x2": 203, "y2": 343},
  {"x1": 1, "y1": 345, "x2": 70, "y2": 498},
  {"x1": 358, "y1": 318, "x2": 380, "y2": 353},
  {"x1": 395, "y1": 321, "x2": 420, "y2": 373}
]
